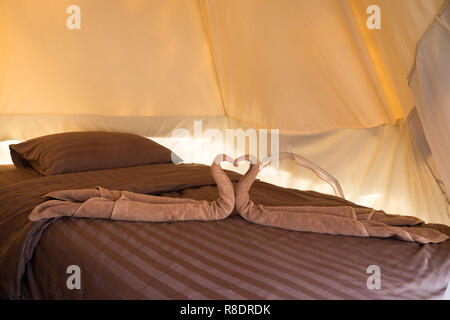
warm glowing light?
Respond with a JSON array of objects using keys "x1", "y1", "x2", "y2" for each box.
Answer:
[
  {"x1": 0, "y1": 140, "x2": 21, "y2": 165},
  {"x1": 358, "y1": 193, "x2": 381, "y2": 207},
  {"x1": 150, "y1": 136, "x2": 339, "y2": 196}
]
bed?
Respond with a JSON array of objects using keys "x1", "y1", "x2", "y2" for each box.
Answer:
[
  {"x1": 0, "y1": 132, "x2": 449, "y2": 300},
  {"x1": 0, "y1": 165, "x2": 41, "y2": 187}
]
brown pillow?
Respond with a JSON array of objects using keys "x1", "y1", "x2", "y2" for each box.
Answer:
[{"x1": 9, "y1": 131, "x2": 182, "y2": 175}]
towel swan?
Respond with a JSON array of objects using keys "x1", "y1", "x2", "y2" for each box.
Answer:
[
  {"x1": 29, "y1": 154, "x2": 236, "y2": 222},
  {"x1": 233, "y1": 153, "x2": 448, "y2": 244}
]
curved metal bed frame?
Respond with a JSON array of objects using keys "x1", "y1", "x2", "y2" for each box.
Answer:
[{"x1": 235, "y1": 152, "x2": 345, "y2": 199}]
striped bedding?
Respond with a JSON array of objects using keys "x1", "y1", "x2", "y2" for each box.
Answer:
[
  {"x1": 0, "y1": 165, "x2": 40, "y2": 187},
  {"x1": 0, "y1": 163, "x2": 449, "y2": 299}
]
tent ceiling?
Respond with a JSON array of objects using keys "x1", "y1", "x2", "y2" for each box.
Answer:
[
  {"x1": 0, "y1": 0, "x2": 224, "y2": 117},
  {"x1": 0, "y1": 0, "x2": 444, "y2": 133}
]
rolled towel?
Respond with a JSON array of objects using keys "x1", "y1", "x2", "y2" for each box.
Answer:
[
  {"x1": 234, "y1": 154, "x2": 449, "y2": 244},
  {"x1": 29, "y1": 154, "x2": 236, "y2": 223}
]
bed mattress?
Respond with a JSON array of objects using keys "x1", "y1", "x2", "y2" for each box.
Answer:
[{"x1": 0, "y1": 163, "x2": 449, "y2": 299}]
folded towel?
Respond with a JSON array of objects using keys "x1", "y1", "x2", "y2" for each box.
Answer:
[
  {"x1": 29, "y1": 155, "x2": 235, "y2": 223},
  {"x1": 234, "y1": 158, "x2": 449, "y2": 244}
]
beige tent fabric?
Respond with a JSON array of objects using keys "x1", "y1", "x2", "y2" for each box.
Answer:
[
  {"x1": 349, "y1": 0, "x2": 450, "y2": 199},
  {"x1": 409, "y1": 2, "x2": 450, "y2": 200},
  {"x1": 349, "y1": 0, "x2": 445, "y2": 117},
  {"x1": 218, "y1": 119, "x2": 449, "y2": 225},
  {"x1": 0, "y1": 0, "x2": 443, "y2": 131},
  {"x1": 0, "y1": 114, "x2": 229, "y2": 141},
  {"x1": 0, "y1": 0, "x2": 224, "y2": 117},
  {"x1": 200, "y1": 0, "x2": 400, "y2": 133},
  {"x1": 408, "y1": 108, "x2": 447, "y2": 198},
  {"x1": 200, "y1": 0, "x2": 444, "y2": 133},
  {"x1": 276, "y1": 122, "x2": 449, "y2": 225}
]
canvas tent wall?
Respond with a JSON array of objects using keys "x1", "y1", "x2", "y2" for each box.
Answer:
[{"x1": 0, "y1": 0, "x2": 448, "y2": 224}]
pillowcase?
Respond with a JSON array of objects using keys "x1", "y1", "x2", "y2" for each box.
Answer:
[{"x1": 9, "y1": 131, "x2": 182, "y2": 175}]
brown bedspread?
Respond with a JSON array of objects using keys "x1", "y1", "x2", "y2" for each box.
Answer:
[
  {"x1": 1, "y1": 163, "x2": 449, "y2": 299},
  {"x1": 0, "y1": 165, "x2": 40, "y2": 187}
]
